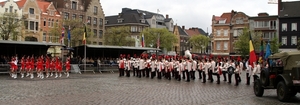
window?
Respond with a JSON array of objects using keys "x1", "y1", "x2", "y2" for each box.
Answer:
[
  {"x1": 117, "y1": 19, "x2": 123, "y2": 23},
  {"x1": 216, "y1": 42, "x2": 221, "y2": 50},
  {"x1": 51, "y1": 19, "x2": 54, "y2": 27},
  {"x1": 255, "y1": 21, "x2": 269, "y2": 28},
  {"x1": 93, "y1": 29, "x2": 97, "y2": 37},
  {"x1": 281, "y1": 36, "x2": 287, "y2": 45},
  {"x1": 99, "y1": 30, "x2": 103, "y2": 38},
  {"x1": 98, "y1": 42, "x2": 103, "y2": 45},
  {"x1": 152, "y1": 19, "x2": 156, "y2": 24},
  {"x1": 94, "y1": 6, "x2": 98, "y2": 14},
  {"x1": 236, "y1": 18, "x2": 243, "y2": 24},
  {"x1": 105, "y1": 20, "x2": 108, "y2": 24},
  {"x1": 93, "y1": 18, "x2": 97, "y2": 25},
  {"x1": 138, "y1": 26, "x2": 143, "y2": 32},
  {"x1": 224, "y1": 30, "x2": 228, "y2": 36},
  {"x1": 99, "y1": 18, "x2": 103, "y2": 26},
  {"x1": 87, "y1": 16, "x2": 91, "y2": 24},
  {"x1": 64, "y1": 12, "x2": 69, "y2": 20},
  {"x1": 71, "y1": 1, "x2": 77, "y2": 10},
  {"x1": 43, "y1": 32, "x2": 47, "y2": 41},
  {"x1": 35, "y1": 22, "x2": 38, "y2": 30},
  {"x1": 29, "y1": 8, "x2": 34, "y2": 14},
  {"x1": 233, "y1": 30, "x2": 237, "y2": 37},
  {"x1": 48, "y1": 19, "x2": 51, "y2": 27},
  {"x1": 216, "y1": 30, "x2": 221, "y2": 36},
  {"x1": 43, "y1": 19, "x2": 46, "y2": 26},
  {"x1": 219, "y1": 20, "x2": 226, "y2": 24},
  {"x1": 9, "y1": 6, "x2": 13, "y2": 13},
  {"x1": 234, "y1": 29, "x2": 243, "y2": 37},
  {"x1": 14, "y1": 9, "x2": 17, "y2": 13},
  {"x1": 5, "y1": 8, "x2": 8, "y2": 12},
  {"x1": 93, "y1": 42, "x2": 97, "y2": 45},
  {"x1": 223, "y1": 42, "x2": 228, "y2": 50},
  {"x1": 291, "y1": 36, "x2": 297, "y2": 45},
  {"x1": 79, "y1": 15, "x2": 83, "y2": 21},
  {"x1": 72, "y1": 14, "x2": 76, "y2": 20},
  {"x1": 292, "y1": 23, "x2": 297, "y2": 31},
  {"x1": 29, "y1": 21, "x2": 34, "y2": 30},
  {"x1": 131, "y1": 26, "x2": 137, "y2": 32},
  {"x1": 140, "y1": 19, "x2": 145, "y2": 23},
  {"x1": 282, "y1": 23, "x2": 287, "y2": 31}
]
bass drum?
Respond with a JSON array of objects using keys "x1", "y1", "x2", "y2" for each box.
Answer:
[{"x1": 227, "y1": 66, "x2": 234, "y2": 75}]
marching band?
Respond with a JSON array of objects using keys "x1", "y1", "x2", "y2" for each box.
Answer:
[
  {"x1": 8, "y1": 55, "x2": 71, "y2": 79},
  {"x1": 117, "y1": 51, "x2": 264, "y2": 86}
]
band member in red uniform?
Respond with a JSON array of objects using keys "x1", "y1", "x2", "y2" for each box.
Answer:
[
  {"x1": 55, "y1": 57, "x2": 62, "y2": 78},
  {"x1": 10, "y1": 57, "x2": 18, "y2": 79},
  {"x1": 118, "y1": 54, "x2": 125, "y2": 77},
  {"x1": 50, "y1": 58, "x2": 55, "y2": 77},
  {"x1": 20, "y1": 56, "x2": 26, "y2": 78},
  {"x1": 37, "y1": 57, "x2": 43, "y2": 79},
  {"x1": 25, "y1": 56, "x2": 31, "y2": 77},
  {"x1": 45, "y1": 56, "x2": 50, "y2": 78},
  {"x1": 30, "y1": 56, "x2": 35, "y2": 79},
  {"x1": 65, "y1": 57, "x2": 71, "y2": 78}
]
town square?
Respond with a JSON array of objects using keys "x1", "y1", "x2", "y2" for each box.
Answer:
[{"x1": 0, "y1": 0, "x2": 300, "y2": 104}]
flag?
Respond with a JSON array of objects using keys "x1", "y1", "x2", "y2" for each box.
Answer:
[
  {"x1": 83, "y1": 25, "x2": 87, "y2": 45},
  {"x1": 60, "y1": 27, "x2": 65, "y2": 44},
  {"x1": 141, "y1": 34, "x2": 145, "y2": 47},
  {"x1": 259, "y1": 36, "x2": 264, "y2": 63},
  {"x1": 265, "y1": 41, "x2": 271, "y2": 59},
  {"x1": 249, "y1": 32, "x2": 257, "y2": 67},
  {"x1": 157, "y1": 35, "x2": 160, "y2": 49},
  {"x1": 67, "y1": 26, "x2": 71, "y2": 41}
]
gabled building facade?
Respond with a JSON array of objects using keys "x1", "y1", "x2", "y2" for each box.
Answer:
[
  {"x1": 185, "y1": 27, "x2": 210, "y2": 54},
  {"x1": 0, "y1": 0, "x2": 23, "y2": 41},
  {"x1": 37, "y1": 0, "x2": 61, "y2": 43},
  {"x1": 173, "y1": 25, "x2": 189, "y2": 55},
  {"x1": 105, "y1": 8, "x2": 150, "y2": 47},
  {"x1": 17, "y1": 0, "x2": 42, "y2": 42},
  {"x1": 211, "y1": 10, "x2": 249, "y2": 55},
  {"x1": 278, "y1": 0, "x2": 300, "y2": 52},
  {"x1": 84, "y1": 0, "x2": 105, "y2": 45}
]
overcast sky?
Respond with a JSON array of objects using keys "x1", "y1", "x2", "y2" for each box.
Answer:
[
  {"x1": 1, "y1": 0, "x2": 298, "y2": 33},
  {"x1": 101, "y1": 0, "x2": 298, "y2": 33}
]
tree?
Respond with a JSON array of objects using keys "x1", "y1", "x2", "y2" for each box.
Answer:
[
  {"x1": 189, "y1": 35, "x2": 210, "y2": 53},
  {"x1": 270, "y1": 37, "x2": 280, "y2": 53},
  {"x1": 49, "y1": 19, "x2": 92, "y2": 46},
  {"x1": 234, "y1": 28, "x2": 261, "y2": 57},
  {"x1": 0, "y1": 13, "x2": 23, "y2": 40},
  {"x1": 141, "y1": 28, "x2": 177, "y2": 51},
  {"x1": 104, "y1": 26, "x2": 135, "y2": 46}
]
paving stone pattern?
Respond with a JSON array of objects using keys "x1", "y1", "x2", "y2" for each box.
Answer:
[{"x1": 0, "y1": 72, "x2": 299, "y2": 105}]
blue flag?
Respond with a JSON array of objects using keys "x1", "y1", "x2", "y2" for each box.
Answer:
[
  {"x1": 67, "y1": 26, "x2": 71, "y2": 41},
  {"x1": 264, "y1": 41, "x2": 271, "y2": 60}
]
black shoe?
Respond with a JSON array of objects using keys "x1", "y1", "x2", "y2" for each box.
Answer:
[
  {"x1": 217, "y1": 82, "x2": 220, "y2": 84},
  {"x1": 223, "y1": 80, "x2": 227, "y2": 81},
  {"x1": 202, "y1": 81, "x2": 206, "y2": 83},
  {"x1": 186, "y1": 80, "x2": 190, "y2": 82},
  {"x1": 228, "y1": 82, "x2": 231, "y2": 84}
]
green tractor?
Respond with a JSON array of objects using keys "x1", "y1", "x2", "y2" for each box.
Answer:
[{"x1": 254, "y1": 51, "x2": 300, "y2": 102}]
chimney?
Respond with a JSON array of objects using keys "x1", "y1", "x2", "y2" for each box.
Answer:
[
  {"x1": 258, "y1": 12, "x2": 269, "y2": 17},
  {"x1": 278, "y1": 0, "x2": 282, "y2": 15},
  {"x1": 182, "y1": 26, "x2": 185, "y2": 30},
  {"x1": 166, "y1": 14, "x2": 169, "y2": 19}
]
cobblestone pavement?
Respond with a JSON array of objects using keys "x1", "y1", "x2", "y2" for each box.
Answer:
[{"x1": 0, "y1": 72, "x2": 299, "y2": 105}]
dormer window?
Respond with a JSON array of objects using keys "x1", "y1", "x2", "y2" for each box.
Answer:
[
  {"x1": 118, "y1": 19, "x2": 123, "y2": 23},
  {"x1": 219, "y1": 19, "x2": 226, "y2": 24},
  {"x1": 140, "y1": 19, "x2": 145, "y2": 23}
]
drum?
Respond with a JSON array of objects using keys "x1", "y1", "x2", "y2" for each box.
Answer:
[{"x1": 227, "y1": 66, "x2": 234, "y2": 75}]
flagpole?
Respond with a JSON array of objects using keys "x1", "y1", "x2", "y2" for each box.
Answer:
[{"x1": 84, "y1": 40, "x2": 86, "y2": 73}]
